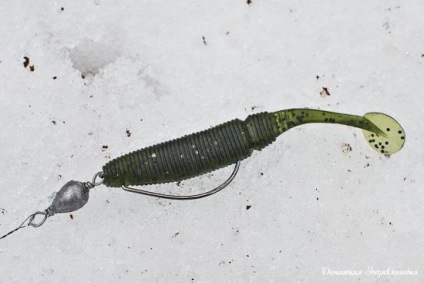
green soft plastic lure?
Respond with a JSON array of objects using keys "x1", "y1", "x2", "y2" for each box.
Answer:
[
  {"x1": 1, "y1": 108, "x2": 405, "y2": 239},
  {"x1": 102, "y1": 109, "x2": 405, "y2": 187}
]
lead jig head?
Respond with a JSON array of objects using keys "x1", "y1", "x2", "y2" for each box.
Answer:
[
  {"x1": 0, "y1": 172, "x2": 103, "y2": 239},
  {"x1": 50, "y1": 180, "x2": 90, "y2": 215}
]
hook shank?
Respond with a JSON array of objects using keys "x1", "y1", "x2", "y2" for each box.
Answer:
[{"x1": 122, "y1": 161, "x2": 241, "y2": 200}]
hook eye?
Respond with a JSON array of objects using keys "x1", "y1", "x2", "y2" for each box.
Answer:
[{"x1": 28, "y1": 211, "x2": 48, "y2": 227}]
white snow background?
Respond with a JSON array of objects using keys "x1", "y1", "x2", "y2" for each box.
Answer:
[{"x1": 0, "y1": 1, "x2": 423, "y2": 282}]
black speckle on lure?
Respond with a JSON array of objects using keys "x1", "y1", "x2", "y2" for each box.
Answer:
[{"x1": 0, "y1": 108, "x2": 406, "y2": 239}]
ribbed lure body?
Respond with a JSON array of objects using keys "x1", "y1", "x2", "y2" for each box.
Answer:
[{"x1": 102, "y1": 113, "x2": 278, "y2": 187}]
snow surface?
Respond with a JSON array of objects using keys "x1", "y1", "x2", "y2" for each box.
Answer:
[{"x1": 0, "y1": 1, "x2": 423, "y2": 282}]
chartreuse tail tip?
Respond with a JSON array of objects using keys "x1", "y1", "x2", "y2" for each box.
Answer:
[{"x1": 362, "y1": 112, "x2": 405, "y2": 156}]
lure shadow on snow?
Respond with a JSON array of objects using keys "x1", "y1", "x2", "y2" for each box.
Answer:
[{"x1": 1, "y1": 108, "x2": 405, "y2": 239}]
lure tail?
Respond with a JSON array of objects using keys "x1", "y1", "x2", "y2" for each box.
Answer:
[{"x1": 271, "y1": 109, "x2": 405, "y2": 155}]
